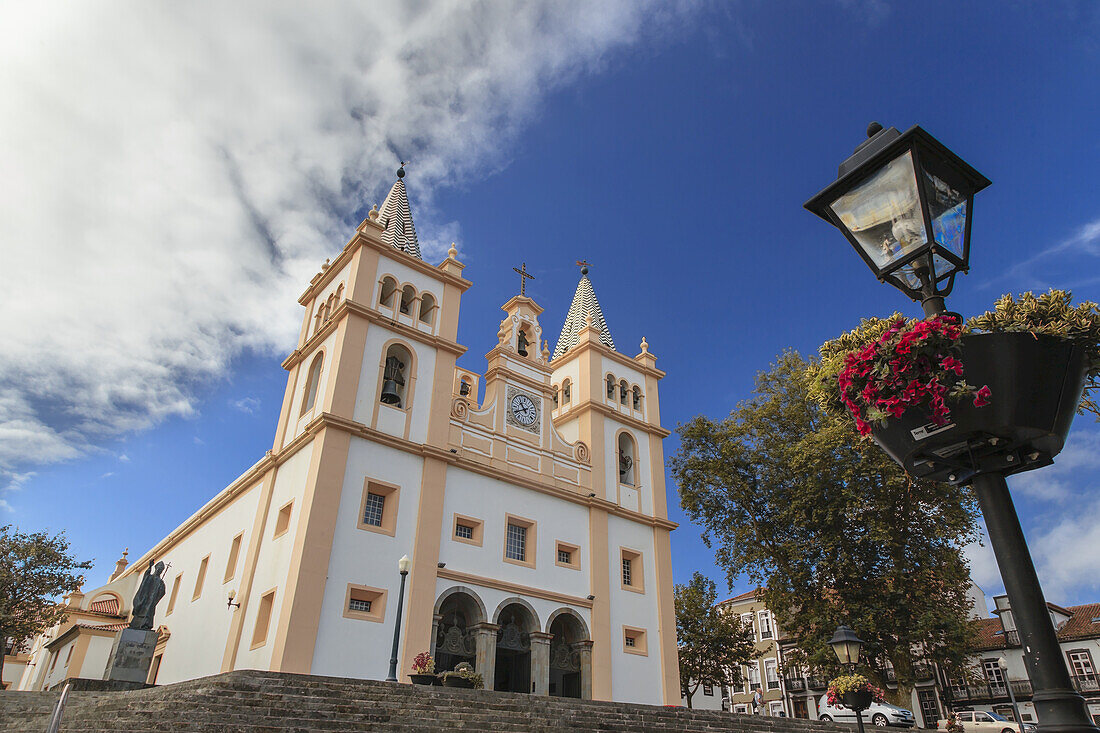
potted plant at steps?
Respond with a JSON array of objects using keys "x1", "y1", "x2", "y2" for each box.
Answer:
[
  {"x1": 440, "y1": 662, "x2": 483, "y2": 690},
  {"x1": 409, "y1": 651, "x2": 437, "y2": 686},
  {"x1": 812, "y1": 290, "x2": 1100, "y2": 484},
  {"x1": 827, "y1": 673, "x2": 885, "y2": 713}
]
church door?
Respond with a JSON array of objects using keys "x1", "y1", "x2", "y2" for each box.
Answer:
[{"x1": 494, "y1": 616, "x2": 531, "y2": 693}]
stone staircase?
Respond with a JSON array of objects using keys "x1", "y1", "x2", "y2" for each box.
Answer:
[{"x1": 1, "y1": 670, "x2": 847, "y2": 732}]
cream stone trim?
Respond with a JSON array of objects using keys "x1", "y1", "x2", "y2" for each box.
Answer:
[
  {"x1": 298, "y1": 349, "x2": 326, "y2": 417},
  {"x1": 436, "y1": 568, "x2": 593, "y2": 609},
  {"x1": 192, "y1": 554, "x2": 210, "y2": 601},
  {"x1": 399, "y1": 457, "x2": 448, "y2": 684},
  {"x1": 555, "y1": 540, "x2": 581, "y2": 570},
  {"x1": 502, "y1": 513, "x2": 537, "y2": 569},
  {"x1": 452, "y1": 513, "x2": 484, "y2": 547},
  {"x1": 653, "y1": 526, "x2": 680, "y2": 704},
  {"x1": 250, "y1": 587, "x2": 277, "y2": 650},
  {"x1": 357, "y1": 478, "x2": 400, "y2": 537},
  {"x1": 63, "y1": 632, "x2": 93, "y2": 680},
  {"x1": 553, "y1": 401, "x2": 671, "y2": 439},
  {"x1": 342, "y1": 584, "x2": 387, "y2": 623},
  {"x1": 619, "y1": 546, "x2": 645, "y2": 594},
  {"x1": 166, "y1": 573, "x2": 182, "y2": 615},
  {"x1": 622, "y1": 625, "x2": 648, "y2": 656},
  {"x1": 588, "y1": 505, "x2": 612, "y2": 699}
]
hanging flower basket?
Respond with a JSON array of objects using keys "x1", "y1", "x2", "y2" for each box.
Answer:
[
  {"x1": 871, "y1": 332, "x2": 1087, "y2": 483},
  {"x1": 827, "y1": 674, "x2": 885, "y2": 711}
]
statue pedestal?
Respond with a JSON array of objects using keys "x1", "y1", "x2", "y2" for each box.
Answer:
[{"x1": 103, "y1": 628, "x2": 158, "y2": 684}]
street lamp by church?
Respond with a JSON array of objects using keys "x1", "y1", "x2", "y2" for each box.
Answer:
[
  {"x1": 386, "y1": 554, "x2": 411, "y2": 683},
  {"x1": 805, "y1": 123, "x2": 1098, "y2": 733},
  {"x1": 804, "y1": 122, "x2": 990, "y2": 318},
  {"x1": 828, "y1": 625, "x2": 868, "y2": 733}
]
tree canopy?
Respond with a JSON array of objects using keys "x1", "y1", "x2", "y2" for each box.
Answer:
[
  {"x1": 670, "y1": 352, "x2": 980, "y2": 705},
  {"x1": 0, "y1": 525, "x2": 92, "y2": 681},
  {"x1": 675, "y1": 570, "x2": 756, "y2": 708}
]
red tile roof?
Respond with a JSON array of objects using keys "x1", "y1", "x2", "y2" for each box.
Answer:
[
  {"x1": 89, "y1": 597, "x2": 121, "y2": 615},
  {"x1": 718, "y1": 589, "x2": 760, "y2": 606},
  {"x1": 75, "y1": 621, "x2": 129, "y2": 632},
  {"x1": 970, "y1": 602, "x2": 1100, "y2": 650}
]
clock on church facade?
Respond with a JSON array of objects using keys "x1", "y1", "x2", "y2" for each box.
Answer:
[{"x1": 13, "y1": 169, "x2": 680, "y2": 706}]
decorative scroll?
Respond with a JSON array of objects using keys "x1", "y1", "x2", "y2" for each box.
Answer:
[
  {"x1": 451, "y1": 397, "x2": 469, "y2": 420},
  {"x1": 574, "y1": 441, "x2": 590, "y2": 465},
  {"x1": 497, "y1": 620, "x2": 530, "y2": 652},
  {"x1": 436, "y1": 621, "x2": 476, "y2": 657},
  {"x1": 549, "y1": 638, "x2": 580, "y2": 672}
]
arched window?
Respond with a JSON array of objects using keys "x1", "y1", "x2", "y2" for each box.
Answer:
[
  {"x1": 632, "y1": 385, "x2": 642, "y2": 410},
  {"x1": 379, "y1": 277, "x2": 397, "y2": 307},
  {"x1": 459, "y1": 378, "x2": 471, "y2": 397},
  {"x1": 399, "y1": 285, "x2": 416, "y2": 315},
  {"x1": 619, "y1": 380, "x2": 629, "y2": 406},
  {"x1": 617, "y1": 432, "x2": 636, "y2": 486},
  {"x1": 326, "y1": 294, "x2": 335, "y2": 319},
  {"x1": 300, "y1": 352, "x2": 324, "y2": 415},
  {"x1": 380, "y1": 344, "x2": 413, "y2": 409},
  {"x1": 335, "y1": 283, "x2": 344, "y2": 302},
  {"x1": 552, "y1": 385, "x2": 559, "y2": 408},
  {"x1": 562, "y1": 379, "x2": 571, "y2": 405},
  {"x1": 606, "y1": 375, "x2": 615, "y2": 399},
  {"x1": 314, "y1": 306, "x2": 324, "y2": 334},
  {"x1": 419, "y1": 293, "x2": 436, "y2": 324}
]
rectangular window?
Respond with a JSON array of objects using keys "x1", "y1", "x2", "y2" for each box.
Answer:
[
  {"x1": 452, "y1": 514, "x2": 483, "y2": 546},
  {"x1": 555, "y1": 540, "x2": 580, "y2": 570},
  {"x1": 343, "y1": 584, "x2": 386, "y2": 622},
  {"x1": 734, "y1": 704, "x2": 748, "y2": 714},
  {"x1": 741, "y1": 613, "x2": 753, "y2": 632},
  {"x1": 703, "y1": 684, "x2": 714, "y2": 696},
  {"x1": 506, "y1": 524, "x2": 526, "y2": 561},
  {"x1": 251, "y1": 589, "x2": 276, "y2": 648},
  {"x1": 758, "y1": 610, "x2": 773, "y2": 640},
  {"x1": 358, "y1": 480, "x2": 400, "y2": 536},
  {"x1": 362, "y1": 492, "x2": 385, "y2": 527},
  {"x1": 765, "y1": 658, "x2": 780, "y2": 690},
  {"x1": 224, "y1": 533, "x2": 243, "y2": 583},
  {"x1": 620, "y1": 548, "x2": 644, "y2": 592},
  {"x1": 274, "y1": 501, "x2": 293, "y2": 538},
  {"x1": 166, "y1": 574, "x2": 182, "y2": 615},
  {"x1": 148, "y1": 653, "x2": 162, "y2": 685},
  {"x1": 503, "y1": 514, "x2": 536, "y2": 568},
  {"x1": 1069, "y1": 650, "x2": 1095, "y2": 677},
  {"x1": 192, "y1": 555, "x2": 209, "y2": 601},
  {"x1": 623, "y1": 626, "x2": 648, "y2": 656}
]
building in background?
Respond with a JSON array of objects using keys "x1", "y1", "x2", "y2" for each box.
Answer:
[{"x1": 13, "y1": 169, "x2": 680, "y2": 704}]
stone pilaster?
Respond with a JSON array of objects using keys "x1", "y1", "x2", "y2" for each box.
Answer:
[
  {"x1": 529, "y1": 631, "x2": 553, "y2": 696},
  {"x1": 474, "y1": 623, "x2": 499, "y2": 689},
  {"x1": 573, "y1": 640, "x2": 594, "y2": 700}
]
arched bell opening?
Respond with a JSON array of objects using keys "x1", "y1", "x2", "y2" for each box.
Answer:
[
  {"x1": 380, "y1": 343, "x2": 412, "y2": 408},
  {"x1": 547, "y1": 611, "x2": 591, "y2": 699},
  {"x1": 493, "y1": 601, "x2": 537, "y2": 693},
  {"x1": 617, "y1": 431, "x2": 636, "y2": 486},
  {"x1": 433, "y1": 591, "x2": 482, "y2": 674}
]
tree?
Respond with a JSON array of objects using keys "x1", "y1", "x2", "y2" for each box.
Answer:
[
  {"x1": 675, "y1": 571, "x2": 756, "y2": 709},
  {"x1": 670, "y1": 352, "x2": 980, "y2": 707},
  {"x1": 0, "y1": 525, "x2": 92, "y2": 682}
]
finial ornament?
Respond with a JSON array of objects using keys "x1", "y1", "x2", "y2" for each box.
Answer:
[
  {"x1": 542, "y1": 340, "x2": 550, "y2": 360},
  {"x1": 640, "y1": 337, "x2": 649, "y2": 354},
  {"x1": 321, "y1": 258, "x2": 330, "y2": 271},
  {"x1": 397, "y1": 161, "x2": 407, "y2": 179},
  {"x1": 576, "y1": 259, "x2": 591, "y2": 276},
  {"x1": 369, "y1": 204, "x2": 379, "y2": 221},
  {"x1": 448, "y1": 243, "x2": 458, "y2": 259},
  {"x1": 513, "y1": 262, "x2": 535, "y2": 296},
  {"x1": 867, "y1": 121, "x2": 884, "y2": 138}
]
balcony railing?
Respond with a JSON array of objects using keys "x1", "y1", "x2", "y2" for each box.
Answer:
[
  {"x1": 768, "y1": 680, "x2": 781, "y2": 690},
  {"x1": 807, "y1": 677, "x2": 827, "y2": 690},
  {"x1": 947, "y1": 679, "x2": 1033, "y2": 703},
  {"x1": 1072, "y1": 674, "x2": 1100, "y2": 693},
  {"x1": 886, "y1": 664, "x2": 934, "y2": 684},
  {"x1": 786, "y1": 678, "x2": 806, "y2": 691},
  {"x1": 1005, "y1": 630, "x2": 1020, "y2": 646}
]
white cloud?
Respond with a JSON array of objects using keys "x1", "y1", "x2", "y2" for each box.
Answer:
[
  {"x1": 1030, "y1": 493, "x2": 1100, "y2": 602},
  {"x1": 986, "y1": 217, "x2": 1100, "y2": 290},
  {"x1": 118, "y1": 454, "x2": 130, "y2": 463},
  {"x1": 231, "y1": 397, "x2": 262, "y2": 415},
  {"x1": 0, "y1": 1, "x2": 694, "y2": 488}
]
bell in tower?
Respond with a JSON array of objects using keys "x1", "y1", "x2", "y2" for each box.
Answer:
[
  {"x1": 517, "y1": 328, "x2": 530, "y2": 357},
  {"x1": 381, "y1": 354, "x2": 406, "y2": 407}
]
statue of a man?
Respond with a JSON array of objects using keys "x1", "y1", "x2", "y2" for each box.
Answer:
[{"x1": 129, "y1": 560, "x2": 167, "y2": 631}]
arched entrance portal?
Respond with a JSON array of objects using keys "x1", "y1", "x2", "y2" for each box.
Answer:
[
  {"x1": 547, "y1": 609, "x2": 593, "y2": 700},
  {"x1": 433, "y1": 590, "x2": 483, "y2": 673},
  {"x1": 494, "y1": 602, "x2": 537, "y2": 693}
]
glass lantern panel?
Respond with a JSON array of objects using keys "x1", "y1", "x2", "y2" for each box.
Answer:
[
  {"x1": 925, "y1": 170, "x2": 968, "y2": 259},
  {"x1": 894, "y1": 253, "x2": 954, "y2": 291},
  {"x1": 829, "y1": 151, "x2": 927, "y2": 272}
]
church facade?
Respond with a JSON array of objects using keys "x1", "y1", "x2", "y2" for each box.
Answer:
[{"x1": 14, "y1": 170, "x2": 681, "y2": 704}]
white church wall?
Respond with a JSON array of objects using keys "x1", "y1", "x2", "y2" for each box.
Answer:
[
  {"x1": 374, "y1": 253, "x2": 444, "y2": 307},
  {"x1": 310, "y1": 437, "x2": 423, "y2": 678},
  {"x1": 150, "y1": 478, "x2": 265, "y2": 684},
  {"x1": 83, "y1": 635, "x2": 115, "y2": 680},
  {"x1": 285, "y1": 329, "x2": 340, "y2": 449},
  {"x1": 439, "y1": 466, "x2": 591, "y2": 600},
  {"x1": 233, "y1": 445, "x2": 314, "y2": 674},
  {"x1": 41, "y1": 638, "x2": 76, "y2": 690},
  {"x1": 606, "y1": 513, "x2": 663, "y2": 705},
  {"x1": 550, "y1": 357, "x2": 582, "y2": 418}
]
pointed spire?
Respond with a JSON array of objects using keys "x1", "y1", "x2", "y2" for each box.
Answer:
[
  {"x1": 553, "y1": 262, "x2": 615, "y2": 359},
  {"x1": 377, "y1": 163, "x2": 422, "y2": 260}
]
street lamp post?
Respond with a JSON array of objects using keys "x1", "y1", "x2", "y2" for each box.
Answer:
[
  {"x1": 1001, "y1": 657, "x2": 1027, "y2": 733},
  {"x1": 805, "y1": 123, "x2": 1098, "y2": 733},
  {"x1": 386, "y1": 554, "x2": 411, "y2": 683},
  {"x1": 829, "y1": 625, "x2": 868, "y2": 733}
]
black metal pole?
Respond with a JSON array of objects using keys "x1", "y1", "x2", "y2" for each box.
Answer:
[
  {"x1": 971, "y1": 472, "x2": 1097, "y2": 732},
  {"x1": 856, "y1": 708, "x2": 867, "y2": 733},
  {"x1": 387, "y1": 569, "x2": 409, "y2": 683}
]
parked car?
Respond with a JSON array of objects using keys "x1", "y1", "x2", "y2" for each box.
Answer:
[
  {"x1": 936, "y1": 710, "x2": 1037, "y2": 733},
  {"x1": 818, "y1": 694, "x2": 916, "y2": 728}
]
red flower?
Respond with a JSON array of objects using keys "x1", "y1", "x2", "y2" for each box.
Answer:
[{"x1": 973, "y1": 385, "x2": 992, "y2": 407}]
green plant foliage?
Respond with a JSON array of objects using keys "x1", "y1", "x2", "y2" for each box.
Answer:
[
  {"x1": 671, "y1": 352, "x2": 979, "y2": 707},
  {"x1": 674, "y1": 571, "x2": 756, "y2": 708},
  {"x1": 0, "y1": 525, "x2": 93, "y2": 682},
  {"x1": 441, "y1": 663, "x2": 483, "y2": 689},
  {"x1": 967, "y1": 290, "x2": 1100, "y2": 419}
]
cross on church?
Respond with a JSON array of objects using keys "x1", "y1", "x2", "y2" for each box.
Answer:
[{"x1": 513, "y1": 262, "x2": 535, "y2": 296}]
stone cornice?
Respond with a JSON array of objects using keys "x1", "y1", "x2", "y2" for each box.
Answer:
[
  {"x1": 551, "y1": 340, "x2": 666, "y2": 380},
  {"x1": 552, "y1": 402, "x2": 672, "y2": 439}
]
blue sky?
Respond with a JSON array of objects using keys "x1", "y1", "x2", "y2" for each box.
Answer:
[{"x1": 3, "y1": 1, "x2": 1099, "y2": 611}]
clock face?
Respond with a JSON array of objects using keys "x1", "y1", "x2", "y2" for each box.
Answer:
[{"x1": 510, "y1": 394, "x2": 538, "y2": 426}]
